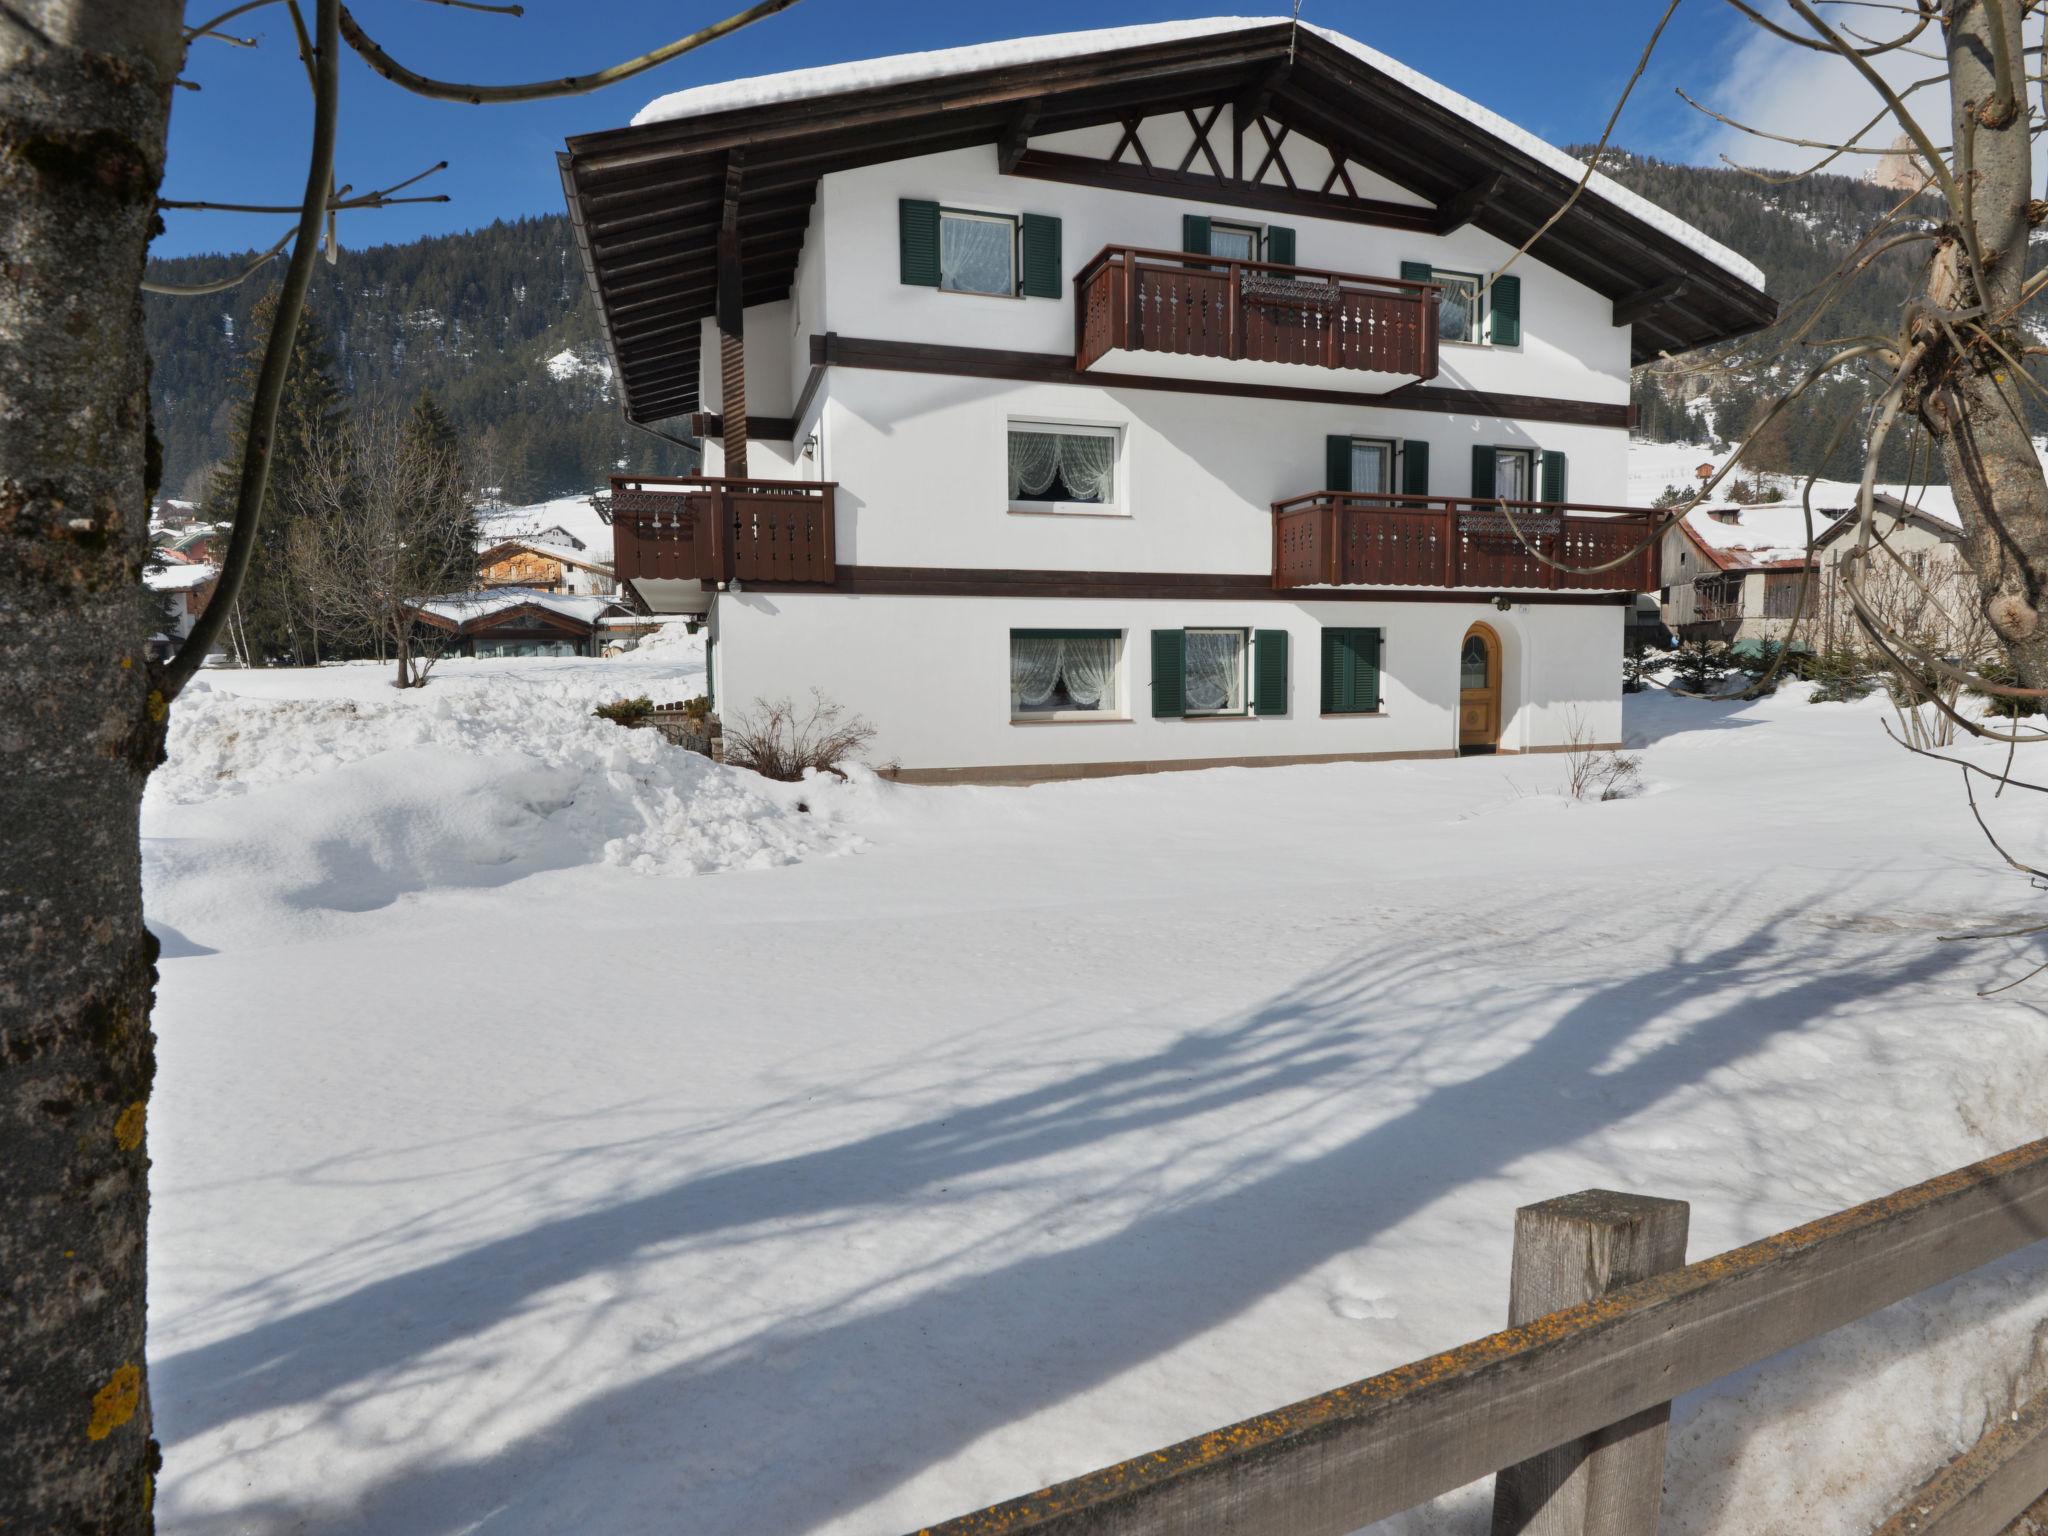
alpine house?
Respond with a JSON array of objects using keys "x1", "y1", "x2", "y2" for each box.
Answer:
[{"x1": 558, "y1": 17, "x2": 1774, "y2": 782}]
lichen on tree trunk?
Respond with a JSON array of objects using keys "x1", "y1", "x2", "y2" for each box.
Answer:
[
  {"x1": 0, "y1": 3, "x2": 184, "y2": 1530},
  {"x1": 1920, "y1": 0, "x2": 2048, "y2": 687}
]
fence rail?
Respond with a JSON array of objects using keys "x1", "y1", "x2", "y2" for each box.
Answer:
[
  {"x1": 608, "y1": 475, "x2": 836, "y2": 588},
  {"x1": 1075, "y1": 246, "x2": 1440, "y2": 379},
  {"x1": 907, "y1": 1135, "x2": 2048, "y2": 1536},
  {"x1": 1273, "y1": 491, "x2": 1661, "y2": 593}
]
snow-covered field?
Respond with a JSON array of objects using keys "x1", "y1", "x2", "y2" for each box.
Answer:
[{"x1": 144, "y1": 644, "x2": 2048, "y2": 1536}]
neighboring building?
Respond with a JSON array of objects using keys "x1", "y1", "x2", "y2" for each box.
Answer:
[
  {"x1": 476, "y1": 529, "x2": 618, "y2": 596},
  {"x1": 1658, "y1": 501, "x2": 1848, "y2": 648},
  {"x1": 411, "y1": 590, "x2": 628, "y2": 658},
  {"x1": 561, "y1": 20, "x2": 1774, "y2": 781},
  {"x1": 157, "y1": 524, "x2": 227, "y2": 564},
  {"x1": 145, "y1": 561, "x2": 220, "y2": 662}
]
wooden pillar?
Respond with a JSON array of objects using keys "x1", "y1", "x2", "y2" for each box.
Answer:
[
  {"x1": 1490, "y1": 1190, "x2": 1690, "y2": 1536},
  {"x1": 717, "y1": 150, "x2": 747, "y2": 482}
]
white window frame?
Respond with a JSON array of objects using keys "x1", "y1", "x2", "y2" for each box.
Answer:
[
  {"x1": 1348, "y1": 436, "x2": 1398, "y2": 495},
  {"x1": 1428, "y1": 267, "x2": 1486, "y2": 346},
  {"x1": 1494, "y1": 446, "x2": 1536, "y2": 502},
  {"x1": 1006, "y1": 419, "x2": 1125, "y2": 517},
  {"x1": 1184, "y1": 626, "x2": 1250, "y2": 718},
  {"x1": 938, "y1": 207, "x2": 1020, "y2": 298},
  {"x1": 1008, "y1": 628, "x2": 1127, "y2": 723}
]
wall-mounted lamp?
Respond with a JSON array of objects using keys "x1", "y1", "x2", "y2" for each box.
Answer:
[
  {"x1": 802, "y1": 433, "x2": 819, "y2": 461},
  {"x1": 1491, "y1": 594, "x2": 1513, "y2": 612}
]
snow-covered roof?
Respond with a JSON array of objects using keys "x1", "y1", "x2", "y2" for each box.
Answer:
[
  {"x1": 1678, "y1": 502, "x2": 1852, "y2": 570},
  {"x1": 415, "y1": 588, "x2": 620, "y2": 629},
  {"x1": 634, "y1": 18, "x2": 1764, "y2": 291},
  {"x1": 146, "y1": 562, "x2": 219, "y2": 593},
  {"x1": 475, "y1": 495, "x2": 614, "y2": 564},
  {"x1": 476, "y1": 528, "x2": 614, "y2": 572}
]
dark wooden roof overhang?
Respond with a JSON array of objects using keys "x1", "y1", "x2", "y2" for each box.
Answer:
[{"x1": 560, "y1": 25, "x2": 1776, "y2": 423}]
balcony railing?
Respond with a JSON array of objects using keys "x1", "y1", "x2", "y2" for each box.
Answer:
[
  {"x1": 609, "y1": 476, "x2": 836, "y2": 587},
  {"x1": 1272, "y1": 492, "x2": 1660, "y2": 593},
  {"x1": 1076, "y1": 246, "x2": 1441, "y2": 379}
]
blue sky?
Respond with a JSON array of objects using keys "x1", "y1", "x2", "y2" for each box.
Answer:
[{"x1": 156, "y1": 1, "x2": 1774, "y2": 260}]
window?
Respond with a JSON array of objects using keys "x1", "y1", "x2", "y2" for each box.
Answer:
[
  {"x1": 1184, "y1": 628, "x2": 1248, "y2": 716},
  {"x1": 940, "y1": 209, "x2": 1017, "y2": 296},
  {"x1": 1321, "y1": 628, "x2": 1383, "y2": 714},
  {"x1": 1008, "y1": 422, "x2": 1119, "y2": 512},
  {"x1": 1207, "y1": 220, "x2": 1261, "y2": 261},
  {"x1": 1460, "y1": 635, "x2": 1490, "y2": 690},
  {"x1": 1401, "y1": 263, "x2": 1520, "y2": 346},
  {"x1": 1433, "y1": 270, "x2": 1484, "y2": 344},
  {"x1": 1495, "y1": 448, "x2": 1535, "y2": 503},
  {"x1": 1349, "y1": 438, "x2": 1396, "y2": 495},
  {"x1": 1011, "y1": 630, "x2": 1122, "y2": 719}
]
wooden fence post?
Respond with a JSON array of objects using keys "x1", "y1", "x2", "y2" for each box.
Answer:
[{"x1": 1490, "y1": 1190, "x2": 1690, "y2": 1536}]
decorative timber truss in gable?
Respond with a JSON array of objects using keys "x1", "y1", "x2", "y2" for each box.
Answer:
[{"x1": 1007, "y1": 95, "x2": 1453, "y2": 235}]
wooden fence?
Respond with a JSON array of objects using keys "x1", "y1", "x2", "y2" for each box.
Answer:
[{"x1": 906, "y1": 1136, "x2": 2048, "y2": 1536}]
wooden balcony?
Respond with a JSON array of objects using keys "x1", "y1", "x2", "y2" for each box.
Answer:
[
  {"x1": 1272, "y1": 492, "x2": 1660, "y2": 593},
  {"x1": 609, "y1": 476, "x2": 835, "y2": 588},
  {"x1": 1076, "y1": 246, "x2": 1440, "y2": 386}
]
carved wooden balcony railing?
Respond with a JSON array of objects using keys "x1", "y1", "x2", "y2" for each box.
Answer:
[
  {"x1": 1272, "y1": 492, "x2": 1660, "y2": 593},
  {"x1": 608, "y1": 476, "x2": 836, "y2": 587},
  {"x1": 1076, "y1": 246, "x2": 1441, "y2": 379}
]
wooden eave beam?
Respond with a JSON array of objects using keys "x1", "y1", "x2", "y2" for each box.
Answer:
[
  {"x1": 1433, "y1": 172, "x2": 1506, "y2": 235},
  {"x1": 996, "y1": 103, "x2": 1038, "y2": 173},
  {"x1": 1612, "y1": 276, "x2": 1693, "y2": 327}
]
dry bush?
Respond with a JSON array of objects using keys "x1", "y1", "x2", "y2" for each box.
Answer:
[
  {"x1": 723, "y1": 690, "x2": 877, "y2": 781},
  {"x1": 1562, "y1": 708, "x2": 1642, "y2": 802}
]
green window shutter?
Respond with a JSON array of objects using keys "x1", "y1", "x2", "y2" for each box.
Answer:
[
  {"x1": 1019, "y1": 213, "x2": 1062, "y2": 298},
  {"x1": 1400, "y1": 439, "x2": 1430, "y2": 498},
  {"x1": 1490, "y1": 273, "x2": 1521, "y2": 346},
  {"x1": 1471, "y1": 445, "x2": 1496, "y2": 500},
  {"x1": 1253, "y1": 630, "x2": 1288, "y2": 715},
  {"x1": 705, "y1": 633, "x2": 715, "y2": 713},
  {"x1": 1320, "y1": 628, "x2": 1347, "y2": 713},
  {"x1": 1151, "y1": 628, "x2": 1186, "y2": 718},
  {"x1": 1541, "y1": 449, "x2": 1568, "y2": 503},
  {"x1": 1325, "y1": 434, "x2": 1353, "y2": 493},
  {"x1": 1400, "y1": 260, "x2": 1434, "y2": 285},
  {"x1": 899, "y1": 199, "x2": 941, "y2": 287},
  {"x1": 1264, "y1": 225, "x2": 1296, "y2": 266},
  {"x1": 1182, "y1": 214, "x2": 1212, "y2": 256},
  {"x1": 1357, "y1": 629, "x2": 1382, "y2": 711}
]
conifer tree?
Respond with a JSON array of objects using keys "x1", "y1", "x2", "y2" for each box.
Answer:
[{"x1": 201, "y1": 293, "x2": 346, "y2": 663}]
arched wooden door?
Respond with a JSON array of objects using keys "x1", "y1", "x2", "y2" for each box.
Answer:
[{"x1": 1459, "y1": 623, "x2": 1501, "y2": 754}]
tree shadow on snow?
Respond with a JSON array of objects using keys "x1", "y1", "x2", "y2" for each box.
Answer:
[{"x1": 155, "y1": 902, "x2": 1966, "y2": 1536}]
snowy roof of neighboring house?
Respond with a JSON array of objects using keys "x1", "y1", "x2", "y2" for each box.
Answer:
[
  {"x1": 565, "y1": 18, "x2": 1777, "y2": 421},
  {"x1": 146, "y1": 562, "x2": 219, "y2": 593},
  {"x1": 475, "y1": 496, "x2": 613, "y2": 563},
  {"x1": 413, "y1": 588, "x2": 622, "y2": 631},
  {"x1": 476, "y1": 531, "x2": 615, "y2": 574},
  {"x1": 1676, "y1": 503, "x2": 1848, "y2": 571},
  {"x1": 635, "y1": 20, "x2": 1762, "y2": 292}
]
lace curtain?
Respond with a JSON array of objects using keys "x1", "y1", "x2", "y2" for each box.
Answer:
[
  {"x1": 1008, "y1": 430, "x2": 1116, "y2": 503},
  {"x1": 941, "y1": 215, "x2": 1014, "y2": 295},
  {"x1": 1011, "y1": 635, "x2": 1119, "y2": 713},
  {"x1": 1185, "y1": 631, "x2": 1245, "y2": 714}
]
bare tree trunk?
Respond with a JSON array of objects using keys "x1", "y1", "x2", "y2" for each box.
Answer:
[
  {"x1": 1924, "y1": 0, "x2": 2048, "y2": 684},
  {"x1": 0, "y1": 3, "x2": 184, "y2": 1531}
]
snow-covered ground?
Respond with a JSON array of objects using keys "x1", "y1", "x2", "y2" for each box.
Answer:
[{"x1": 144, "y1": 647, "x2": 2048, "y2": 1536}]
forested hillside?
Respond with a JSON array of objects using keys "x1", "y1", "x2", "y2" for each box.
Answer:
[
  {"x1": 1588, "y1": 150, "x2": 2025, "y2": 485},
  {"x1": 144, "y1": 215, "x2": 693, "y2": 505},
  {"x1": 144, "y1": 156, "x2": 1992, "y2": 504}
]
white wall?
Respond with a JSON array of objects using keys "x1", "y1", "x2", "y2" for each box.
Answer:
[
  {"x1": 807, "y1": 144, "x2": 1632, "y2": 404},
  {"x1": 808, "y1": 369, "x2": 1628, "y2": 575},
  {"x1": 714, "y1": 591, "x2": 1623, "y2": 775}
]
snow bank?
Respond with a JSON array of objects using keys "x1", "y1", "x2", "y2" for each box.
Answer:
[{"x1": 145, "y1": 658, "x2": 868, "y2": 948}]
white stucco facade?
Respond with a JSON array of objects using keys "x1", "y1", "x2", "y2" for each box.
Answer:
[{"x1": 633, "y1": 75, "x2": 1762, "y2": 780}]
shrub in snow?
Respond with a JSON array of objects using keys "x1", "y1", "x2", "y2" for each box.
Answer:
[
  {"x1": 1622, "y1": 649, "x2": 1662, "y2": 693},
  {"x1": 1804, "y1": 648, "x2": 1876, "y2": 703},
  {"x1": 724, "y1": 690, "x2": 877, "y2": 782},
  {"x1": 1669, "y1": 639, "x2": 1731, "y2": 693},
  {"x1": 593, "y1": 695, "x2": 655, "y2": 727}
]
